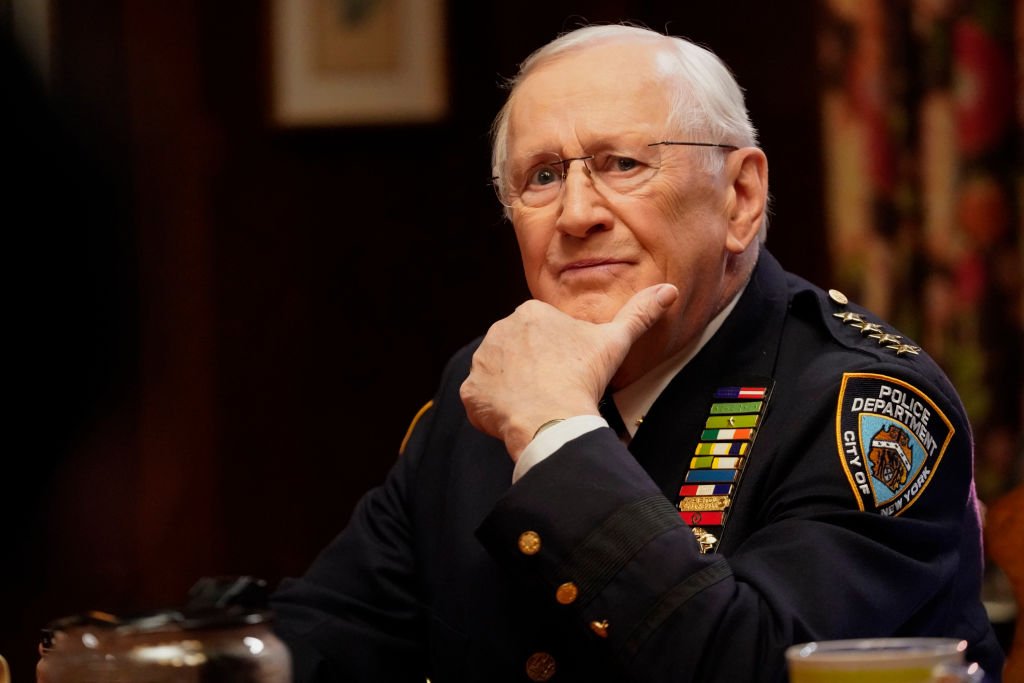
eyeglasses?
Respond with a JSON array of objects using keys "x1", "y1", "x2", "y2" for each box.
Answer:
[{"x1": 492, "y1": 140, "x2": 739, "y2": 208}]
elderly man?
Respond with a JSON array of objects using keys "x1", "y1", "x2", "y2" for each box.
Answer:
[{"x1": 270, "y1": 25, "x2": 1003, "y2": 682}]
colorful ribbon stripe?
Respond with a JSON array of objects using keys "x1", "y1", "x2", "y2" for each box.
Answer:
[
  {"x1": 713, "y1": 387, "x2": 767, "y2": 400},
  {"x1": 678, "y1": 381, "x2": 774, "y2": 553},
  {"x1": 679, "y1": 511, "x2": 724, "y2": 526},
  {"x1": 679, "y1": 483, "x2": 733, "y2": 496}
]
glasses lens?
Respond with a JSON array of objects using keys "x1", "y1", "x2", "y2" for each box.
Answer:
[
  {"x1": 502, "y1": 153, "x2": 563, "y2": 207},
  {"x1": 589, "y1": 145, "x2": 661, "y2": 195},
  {"x1": 498, "y1": 143, "x2": 665, "y2": 208}
]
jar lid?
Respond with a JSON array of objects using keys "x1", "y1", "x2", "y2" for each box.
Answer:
[{"x1": 43, "y1": 576, "x2": 273, "y2": 640}]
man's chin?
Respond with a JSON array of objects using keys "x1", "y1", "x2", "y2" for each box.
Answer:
[{"x1": 551, "y1": 299, "x2": 622, "y2": 324}]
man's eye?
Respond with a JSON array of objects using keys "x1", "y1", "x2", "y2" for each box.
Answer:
[
  {"x1": 593, "y1": 153, "x2": 644, "y2": 174},
  {"x1": 611, "y1": 156, "x2": 640, "y2": 172},
  {"x1": 528, "y1": 165, "x2": 560, "y2": 186}
]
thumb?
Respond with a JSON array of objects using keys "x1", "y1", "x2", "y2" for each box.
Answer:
[{"x1": 610, "y1": 283, "x2": 678, "y2": 342}]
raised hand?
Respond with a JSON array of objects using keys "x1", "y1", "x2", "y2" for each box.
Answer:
[{"x1": 460, "y1": 283, "x2": 678, "y2": 459}]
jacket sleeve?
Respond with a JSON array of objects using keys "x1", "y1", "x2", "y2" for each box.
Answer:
[
  {"x1": 475, "y1": 358, "x2": 998, "y2": 682},
  {"x1": 268, "y1": 372, "x2": 452, "y2": 682}
]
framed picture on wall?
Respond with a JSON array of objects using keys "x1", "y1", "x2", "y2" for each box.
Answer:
[{"x1": 269, "y1": 0, "x2": 448, "y2": 126}]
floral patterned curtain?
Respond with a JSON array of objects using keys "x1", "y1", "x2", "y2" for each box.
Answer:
[{"x1": 818, "y1": 0, "x2": 1023, "y2": 505}]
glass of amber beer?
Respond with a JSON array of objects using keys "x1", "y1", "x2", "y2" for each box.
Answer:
[{"x1": 786, "y1": 637, "x2": 983, "y2": 683}]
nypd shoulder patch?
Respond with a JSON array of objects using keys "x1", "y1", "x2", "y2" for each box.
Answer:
[{"x1": 835, "y1": 373, "x2": 954, "y2": 516}]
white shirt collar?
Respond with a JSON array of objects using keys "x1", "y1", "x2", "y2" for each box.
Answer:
[{"x1": 613, "y1": 287, "x2": 746, "y2": 438}]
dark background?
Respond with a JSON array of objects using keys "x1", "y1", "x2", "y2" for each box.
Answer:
[{"x1": 3, "y1": 1, "x2": 827, "y2": 679}]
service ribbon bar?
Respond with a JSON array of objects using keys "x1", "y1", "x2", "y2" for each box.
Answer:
[
  {"x1": 689, "y1": 456, "x2": 744, "y2": 469},
  {"x1": 705, "y1": 415, "x2": 759, "y2": 429},
  {"x1": 679, "y1": 378, "x2": 775, "y2": 554},
  {"x1": 679, "y1": 483, "x2": 733, "y2": 497},
  {"x1": 701, "y1": 427, "x2": 754, "y2": 441},
  {"x1": 684, "y1": 469, "x2": 738, "y2": 484},
  {"x1": 710, "y1": 401, "x2": 763, "y2": 414},
  {"x1": 714, "y1": 387, "x2": 767, "y2": 400},
  {"x1": 679, "y1": 511, "x2": 724, "y2": 526},
  {"x1": 694, "y1": 442, "x2": 748, "y2": 456},
  {"x1": 679, "y1": 495, "x2": 731, "y2": 511}
]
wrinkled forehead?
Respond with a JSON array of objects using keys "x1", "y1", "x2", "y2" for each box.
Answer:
[{"x1": 506, "y1": 41, "x2": 682, "y2": 156}]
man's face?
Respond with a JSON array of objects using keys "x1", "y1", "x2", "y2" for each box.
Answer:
[{"x1": 505, "y1": 41, "x2": 741, "y2": 359}]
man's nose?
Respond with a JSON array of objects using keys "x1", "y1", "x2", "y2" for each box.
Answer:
[{"x1": 555, "y1": 159, "x2": 612, "y2": 237}]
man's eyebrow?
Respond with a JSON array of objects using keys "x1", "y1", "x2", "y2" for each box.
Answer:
[
  {"x1": 506, "y1": 151, "x2": 556, "y2": 170},
  {"x1": 513, "y1": 135, "x2": 646, "y2": 158}
]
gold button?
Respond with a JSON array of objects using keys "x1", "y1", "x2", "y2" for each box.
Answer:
[
  {"x1": 555, "y1": 582, "x2": 578, "y2": 605},
  {"x1": 525, "y1": 651, "x2": 557, "y2": 682},
  {"x1": 518, "y1": 531, "x2": 541, "y2": 556},
  {"x1": 828, "y1": 289, "x2": 849, "y2": 305},
  {"x1": 589, "y1": 620, "x2": 609, "y2": 638}
]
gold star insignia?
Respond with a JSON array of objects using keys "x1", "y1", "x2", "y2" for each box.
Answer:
[
  {"x1": 887, "y1": 343, "x2": 921, "y2": 356},
  {"x1": 833, "y1": 312, "x2": 866, "y2": 325},
  {"x1": 870, "y1": 332, "x2": 903, "y2": 345},
  {"x1": 856, "y1": 322, "x2": 884, "y2": 335}
]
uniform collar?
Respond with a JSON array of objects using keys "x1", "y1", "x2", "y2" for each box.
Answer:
[{"x1": 611, "y1": 283, "x2": 747, "y2": 439}]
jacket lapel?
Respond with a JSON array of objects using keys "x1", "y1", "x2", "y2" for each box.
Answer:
[{"x1": 628, "y1": 252, "x2": 790, "y2": 502}]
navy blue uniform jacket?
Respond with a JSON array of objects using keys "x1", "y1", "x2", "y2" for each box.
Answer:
[{"x1": 270, "y1": 251, "x2": 1004, "y2": 682}]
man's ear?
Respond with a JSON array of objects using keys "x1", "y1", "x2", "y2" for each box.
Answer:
[{"x1": 724, "y1": 147, "x2": 768, "y2": 254}]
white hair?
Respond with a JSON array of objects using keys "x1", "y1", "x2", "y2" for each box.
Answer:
[{"x1": 491, "y1": 24, "x2": 768, "y2": 234}]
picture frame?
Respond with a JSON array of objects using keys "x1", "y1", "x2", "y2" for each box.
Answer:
[{"x1": 269, "y1": 0, "x2": 448, "y2": 126}]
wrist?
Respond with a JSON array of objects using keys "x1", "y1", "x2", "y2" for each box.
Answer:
[
  {"x1": 533, "y1": 418, "x2": 567, "y2": 440},
  {"x1": 503, "y1": 407, "x2": 597, "y2": 461},
  {"x1": 504, "y1": 415, "x2": 567, "y2": 462}
]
